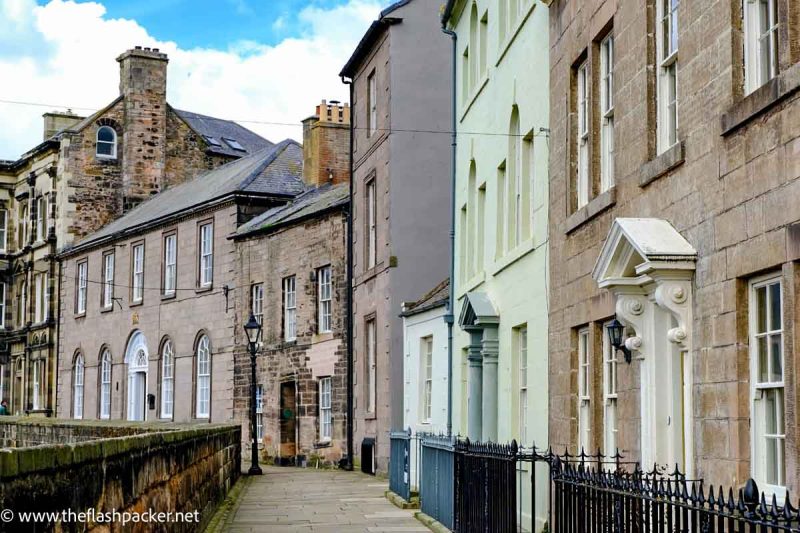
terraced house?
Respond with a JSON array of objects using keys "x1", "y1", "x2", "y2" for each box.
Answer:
[
  {"x1": 0, "y1": 46, "x2": 271, "y2": 417},
  {"x1": 549, "y1": 0, "x2": 800, "y2": 502},
  {"x1": 442, "y1": 0, "x2": 550, "y2": 529}
]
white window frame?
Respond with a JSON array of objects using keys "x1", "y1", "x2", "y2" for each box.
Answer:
[
  {"x1": 367, "y1": 71, "x2": 377, "y2": 137},
  {"x1": 750, "y1": 274, "x2": 786, "y2": 502},
  {"x1": 576, "y1": 61, "x2": 590, "y2": 208},
  {"x1": 102, "y1": 252, "x2": 114, "y2": 309},
  {"x1": 196, "y1": 335, "x2": 211, "y2": 419},
  {"x1": 76, "y1": 261, "x2": 88, "y2": 314},
  {"x1": 96, "y1": 126, "x2": 117, "y2": 159},
  {"x1": 318, "y1": 266, "x2": 332, "y2": 333},
  {"x1": 199, "y1": 223, "x2": 213, "y2": 287},
  {"x1": 366, "y1": 179, "x2": 377, "y2": 269},
  {"x1": 578, "y1": 328, "x2": 591, "y2": 452},
  {"x1": 251, "y1": 283, "x2": 264, "y2": 325},
  {"x1": 421, "y1": 336, "x2": 433, "y2": 423},
  {"x1": 161, "y1": 340, "x2": 174, "y2": 419},
  {"x1": 283, "y1": 276, "x2": 297, "y2": 341},
  {"x1": 100, "y1": 350, "x2": 112, "y2": 419},
  {"x1": 366, "y1": 318, "x2": 377, "y2": 415},
  {"x1": 0, "y1": 209, "x2": 7, "y2": 252},
  {"x1": 164, "y1": 233, "x2": 177, "y2": 296},
  {"x1": 602, "y1": 320, "x2": 619, "y2": 458},
  {"x1": 256, "y1": 384, "x2": 264, "y2": 441},
  {"x1": 518, "y1": 326, "x2": 528, "y2": 444},
  {"x1": 35, "y1": 196, "x2": 45, "y2": 242},
  {"x1": 32, "y1": 359, "x2": 40, "y2": 410},
  {"x1": 34, "y1": 272, "x2": 47, "y2": 323},
  {"x1": 132, "y1": 244, "x2": 144, "y2": 303},
  {"x1": 600, "y1": 34, "x2": 615, "y2": 192},
  {"x1": 656, "y1": 0, "x2": 679, "y2": 153},
  {"x1": 73, "y1": 354, "x2": 84, "y2": 419},
  {"x1": 0, "y1": 283, "x2": 5, "y2": 329},
  {"x1": 319, "y1": 377, "x2": 332, "y2": 441},
  {"x1": 744, "y1": 0, "x2": 779, "y2": 94}
]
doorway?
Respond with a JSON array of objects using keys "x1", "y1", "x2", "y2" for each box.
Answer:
[
  {"x1": 279, "y1": 381, "x2": 297, "y2": 464},
  {"x1": 125, "y1": 331, "x2": 149, "y2": 421}
]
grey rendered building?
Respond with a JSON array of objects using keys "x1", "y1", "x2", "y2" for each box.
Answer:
[{"x1": 340, "y1": 0, "x2": 452, "y2": 472}]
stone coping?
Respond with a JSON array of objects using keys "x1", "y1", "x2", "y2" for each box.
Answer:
[{"x1": 0, "y1": 420, "x2": 239, "y2": 479}]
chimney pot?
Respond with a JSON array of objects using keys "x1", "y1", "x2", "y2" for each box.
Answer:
[{"x1": 135, "y1": 45, "x2": 142, "y2": 50}]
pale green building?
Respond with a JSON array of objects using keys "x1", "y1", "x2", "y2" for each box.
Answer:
[{"x1": 442, "y1": 0, "x2": 550, "y2": 530}]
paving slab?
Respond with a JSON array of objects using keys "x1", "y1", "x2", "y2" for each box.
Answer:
[{"x1": 216, "y1": 466, "x2": 429, "y2": 532}]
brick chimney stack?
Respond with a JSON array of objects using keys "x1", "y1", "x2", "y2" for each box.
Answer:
[
  {"x1": 42, "y1": 109, "x2": 84, "y2": 141},
  {"x1": 302, "y1": 100, "x2": 350, "y2": 188},
  {"x1": 117, "y1": 46, "x2": 169, "y2": 211}
]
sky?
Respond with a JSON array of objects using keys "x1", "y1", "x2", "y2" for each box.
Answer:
[{"x1": 0, "y1": 0, "x2": 394, "y2": 160}]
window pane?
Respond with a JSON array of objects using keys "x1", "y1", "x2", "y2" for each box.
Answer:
[
  {"x1": 756, "y1": 286, "x2": 767, "y2": 333},
  {"x1": 769, "y1": 333, "x2": 782, "y2": 382},
  {"x1": 758, "y1": 336, "x2": 768, "y2": 383},
  {"x1": 766, "y1": 436, "x2": 779, "y2": 485},
  {"x1": 769, "y1": 282, "x2": 781, "y2": 331}
]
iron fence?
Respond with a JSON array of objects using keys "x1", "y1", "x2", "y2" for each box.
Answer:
[
  {"x1": 420, "y1": 433, "x2": 456, "y2": 530},
  {"x1": 389, "y1": 428, "x2": 412, "y2": 501}
]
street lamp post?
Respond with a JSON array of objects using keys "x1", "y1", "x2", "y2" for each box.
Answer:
[{"x1": 244, "y1": 313, "x2": 263, "y2": 476}]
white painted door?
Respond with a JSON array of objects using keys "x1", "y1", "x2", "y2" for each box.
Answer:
[{"x1": 127, "y1": 372, "x2": 146, "y2": 421}]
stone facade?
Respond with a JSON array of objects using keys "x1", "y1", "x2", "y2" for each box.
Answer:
[
  {"x1": 548, "y1": 0, "x2": 800, "y2": 498},
  {"x1": 341, "y1": 0, "x2": 452, "y2": 474},
  {"x1": 0, "y1": 418, "x2": 240, "y2": 532},
  {"x1": 233, "y1": 203, "x2": 349, "y2": 466},
  {"x1": 0, "y1": 47, "x2": 272, "y2": 421}
]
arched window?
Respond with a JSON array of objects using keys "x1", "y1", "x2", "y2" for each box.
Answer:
[
  {"x1": 96, "y1": 126, "x2": 117, "y2": 158},
  {"x1": 196, "y1": 335, "x2": 211, "y2": 418},
  {"x1": 469, "y1": 3, "x2": 478, "y2": 92},
  {"x1": 100, "y1": 349, "x2": 112, "y2": 419},
  {"x1": 507, "y1": 106, "x2": 523, "y2": 248},
  {"x1": 160, "y1": 339, "x2": 174, "y2": 419},
  {"x1": 73, "y1": 353, "x2": 84, "y2": 419}
]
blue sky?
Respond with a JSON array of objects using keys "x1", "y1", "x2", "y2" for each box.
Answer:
[
  {"x1": 0, "y1": 0, "x2": 391, "y2": 159},
  {"x1": 79, "y1": 0, "x2": 366, "y2": 49}
]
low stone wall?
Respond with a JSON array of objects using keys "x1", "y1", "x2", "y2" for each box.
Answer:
[{"x1": 0, "y1": 418, "x2": 241, "y2": 532}]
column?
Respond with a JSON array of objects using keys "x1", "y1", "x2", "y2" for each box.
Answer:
[
  {"x1": 466, "y1": 329, "x2": 483, "y2": 441},
  {"x1": 481, "y1": 324, "x2": 499, "y2": 442}
]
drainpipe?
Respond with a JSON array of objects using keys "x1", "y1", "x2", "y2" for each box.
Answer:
[
  {"x1": 441, "y1": 23, "x2": 457, "y2": 437},
  {"x1": 341, "y1": 75, "x2": 355, "y2": 471}
]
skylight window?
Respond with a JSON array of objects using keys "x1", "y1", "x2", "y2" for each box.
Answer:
[
  {"x1": 223, "y1": 138, "x2": 246, "y2": 151},
  {"x1": 203, "y1": 135, "x2": 222, "y2": 147}
]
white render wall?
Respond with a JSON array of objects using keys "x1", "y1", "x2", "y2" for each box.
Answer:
[{"x1": 402, "y1": 304, "x2": 449, "y2": 435}]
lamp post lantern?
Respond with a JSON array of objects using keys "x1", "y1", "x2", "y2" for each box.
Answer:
[
  {"x1": 244, "y1": 313, "x2": 263, "y2": 475},
  {"x1": 606, "y1": 318, "x2": 632, "y2": 364}
]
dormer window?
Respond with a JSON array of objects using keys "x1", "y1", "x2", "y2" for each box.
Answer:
[
  {"x1": 222, "y1": 137, "x2": 245, "y2": 151},
  {"x1": 203, "y1": 135, "x2": 222, "y2": 147},
  {"x1": 96, "y1": 126, "x2": 117, "y2": 159}
]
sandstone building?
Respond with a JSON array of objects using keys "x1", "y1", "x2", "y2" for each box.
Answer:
[
  {"x1": 340, "y1": 0, "x2": 452, "y2": 472},
  {"x1": 549, "y1": 0, "x2": 800, "y2": 501},
  {"x1": 0, "y1": 47, "x2": 271, "y2": 417},
  {"x1": 232, "y1": 101, "x2": 350, "y2": 465}
]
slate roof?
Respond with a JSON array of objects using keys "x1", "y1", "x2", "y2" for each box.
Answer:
[
  {"x1": 173, "y1": 109, "x2": 274, "y2": 157},
  {"x1": 401, "y1": 278, "x2": 450, "y2": 317},
  {"x1": 65, "y1": 140, "x2": 305, "y2": 254},
  {"x1": 236, "y1": 182, "x2": 349, "y2": 238}
]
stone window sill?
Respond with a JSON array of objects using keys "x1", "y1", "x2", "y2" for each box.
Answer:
[
  {"x1": 100, "y1": 305, "x2": 114, "y2": 314},
  {"x1": 495, "y1": 3, "x2": 537, "y2": 67},
  {"x1": 721, "y1": 63, "x2": 800, "y2": 135},
  {"x1": 639, "y1": 141, "x2": 685, "y2": 187},
  {"x1": 161, "y1": 292, "x2": 177, "y2": 302},
  {"x1": 195, "y1": 284, "x2": 213, "y2": 294},
  {"x1": 460, "y1": 75, "x2": 489, "y2": 122},
  {"x1": 129, "y1": 300, "x2": 143, "y2": 308},
  {"x1": 491, "y1": 237, "x2": 539, "y2": 276},
  {"x1": 564, "y1": 187, "x2": 617, "y2": 235},
  {"x1": 458, "y1": 271, "x2": 486, "y2": 298}
]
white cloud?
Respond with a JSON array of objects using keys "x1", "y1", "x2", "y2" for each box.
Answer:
[{"x1": 0, "y1": 0, "x2": 386, "y2": 160}]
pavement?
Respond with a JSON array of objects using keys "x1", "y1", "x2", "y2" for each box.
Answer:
[{"x1": 209, "y1": 466, "x2": 430, "y2": 533}]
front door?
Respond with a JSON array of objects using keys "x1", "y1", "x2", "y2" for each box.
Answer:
[
  {"x1": 279, "y1": 381, "x2": 297, "y2": 463},
  {"x1": 128, "y1": 371, "x2": 146, "y2": 421}
]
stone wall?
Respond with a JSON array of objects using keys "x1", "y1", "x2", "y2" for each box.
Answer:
[{"x1": 0, "y1": 418, "x2": 240, "y2": 532}]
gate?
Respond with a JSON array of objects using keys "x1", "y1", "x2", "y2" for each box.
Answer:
[
  {"x1": 419, "y1": 433, "x2": 455, "y2": 530},
  {"x1": 389, "y1": 429, "x2": 412, "y2": 500}
]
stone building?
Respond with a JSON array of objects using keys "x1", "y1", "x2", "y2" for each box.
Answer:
[
  {"x1": 442, "y1": 0, "x2": 550, "y2": 528},
  {"x1": 56, "y1": 139, "x2": 305, "y2": 423},
  {"x1": 548, "y1": 0, "x2": 800, "y2": 501},
  {"x1": 0, "y1": 47, "x2": 270, "y2": 417},
  {"x1": 339, "y1": 0, "x2": 452, "y2": 473},
  {"x1": 232, "y1": 101, "x2": 350, "y2": 465}
]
